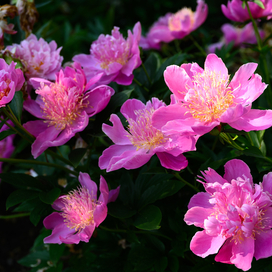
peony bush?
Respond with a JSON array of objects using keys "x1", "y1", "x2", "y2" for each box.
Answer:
[{"x1": 3, "y1": 0, "x2": 272, "y2": 272}]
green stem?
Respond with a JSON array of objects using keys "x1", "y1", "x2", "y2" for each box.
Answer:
[
  {"x1": 133, "y1": 78, "x2": 150, "y2": 92},
  {"x1": 220, "y1": 133, "x2": 244, "y2": 151},
  {"x1": 174, "y1": 172, "x2": 199, "y2": 192},
  {"x1": 99, "y1": 226, "x2": 172, "y2": 240},
  {"x1": 141, "y1": 63, "x2": 152, "y2": 85},
  {"x1": 0, "y1": 157, "x2": 78, "y2": 176},
  {"x1": 0, "y1": 213, "x2": 30, "y2": 219},
  {"x1": 189, "y1": 35, "x2": 207, "y2": 57},
  {"x1": 246, "y1": 132, "x2": 254, "y2": 146}
]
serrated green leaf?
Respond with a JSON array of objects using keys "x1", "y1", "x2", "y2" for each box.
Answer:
[
  {"x1": 39, "y1": 188, "x2": 61, "y2": 204},
  {"x1": 6, "y1": 189, "x2": 40, "y2": 210},
  {"x1": 68, "y1": 148, "x2": 87, "y2": 168},
  {"x1": 0, "y1": 129, "x2": 16, "y2": 141},
  {"x1": 133, "y1": 205, "x2": 162, "y2": 230},
  {"x1": 0, "y1": 173, "x2": 44, "y2": 190},
  {"x1": 9, "y1": 91, "x2": 23, "y2": 123}
]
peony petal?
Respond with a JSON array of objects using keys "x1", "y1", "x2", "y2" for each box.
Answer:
[
  {"x1": 23, "y1": 99, "x2": 45, "y2": 119},
  {"x1": 156, "y1": 152, "x2": 188, "y2": 171},
  {"x1": 188, "y1": 192, "x2": 213, "y2": 209},
  {"x1": 93, "y1": 203, "x2": 107, "y2": 227},
  {"x1": 184, "y1": 207, "x2": 213, "y2": 228},
  {"x1": 204, "y1": 54, "x2": 228, "y2": 78},
  {"x1": 120, "y1": 99, "x2": 146, "y2": 121},
  {"x1": 23, "y1": 120, "x2": 50, "y2": 137},
  {"x1": 255, "y1": 229, "x2": 272, "y2": 260},
  {"x1": 98, "y1": 176, "x2": 109, "y2": 204},
  {"x1": 78, "y1": 172, "x2": 97, "y2": 198},
  {"x1": 44, "y1": 223, "x2": 75, "y2": 244},
  {"x1": 108, "y1": 186, "x2": 120, "y2": 203},
  {"x1": 43, "y1": 212, "x2": 64, "y2": 230}
]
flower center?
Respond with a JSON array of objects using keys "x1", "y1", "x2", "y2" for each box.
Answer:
[
  {"x1": 185, "y1": 70, "x2": 234, "y2": 123},
  {"x1": 61, "y1": 186, "x2": 96, "y2": 232},
  {"x1": 168, "y1": 8, "x2": 195, "y2": 31},
  {"x1": 0, "y1": 76, "x2": 12, "y2": 100},
  {"x1": 127, "y1": 107, "x2": 166, "y2": 151},
  {"x1": 39, "y1": 83, "x2": 87, "y2": 130},
  {"x1": 91, "y1": 27, "x2": 130, "y2": 70}
]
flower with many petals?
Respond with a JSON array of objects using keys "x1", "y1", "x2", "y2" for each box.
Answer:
[
  {"x1": 152, "y1": 53, "x2": 272, "y2": 136},
  {"x1": 73, "y1": 22, "x2": 141, "y2": 86},
  {"x1": 140, "y1": 0, "x2": 208, "y2": 50},
  {"x1": 43, "y1": 172, "x2": 120, "y2": 244},
  {"x1": 184, "y1": 159, "x2": 272, "y2": 271},
  {"x1": 222, "y1": 0, "x2": 272, "y2": 22},
  {"x1": 6, "y1": 34, "x2": 63, "y2": 81},
  {"x1": 23, "y1": 63, "x2": 114, "y2": 159},
  {"x1": 0, "y1": 58, "x2": 24, "y2": 107},
  {"x1": 208, "y1": 23, "x2": 265, "y2": 53},
  {"x1": 99, "y1": 98, "x2": 198, "y2": 172}
]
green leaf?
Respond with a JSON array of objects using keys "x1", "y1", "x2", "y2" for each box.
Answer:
[
  {"x1": 154, "y1": 256, "x2": 168, "y2": 272},
  {"x1": 0, "y1": 129, "x2": 16, "y2": 141},
  {"x1": 108, "y1": 202, "x2": 136, "y2": 218},
  {"x1": 133, "y1": 205, "x2": 162, "y2": 230},
  {"x1": 30, "y1": 201, "x2": 51, "y2": 226},
  {"x1": 253, "y1": 0, "x2": 265, "y2": 8},
  {"x1": 68, "y1": 148, "x2": 87, "y2": 168},
  {"x1": 49, "y1": 244, "x2": 65, "y2": 265},
  {"x1": 39, "y1": 188, "x2": 61, "y2": 204},
  {"x1": 18, "y1": 250, "x2": 50, "y2": 267},
  {"x1": 0, "y1": 173, "x2": 44, "y2": 190},
  {"x1": 9, "y1": 91, "x2": 23, "y2": 123},
  {"x1": 6, "y1": 189, "x2": 40, "y2": 210},
  {"x1": 168, "y1": 254, "x2": 179, "y2": 272},
  {"x1": 243, "y1": 146, "x2": 265, "y2": 158}
]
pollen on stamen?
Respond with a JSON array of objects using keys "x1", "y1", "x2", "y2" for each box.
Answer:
[
  {"x1": 185, "y1": 70, "x2": 235, "y2": 123},
  {"x1": 61, "y1": 186, "x2": 96, "y2": 232},
  {"x1": 127, "y1": 107, "x2": 166, "y2": 151}
]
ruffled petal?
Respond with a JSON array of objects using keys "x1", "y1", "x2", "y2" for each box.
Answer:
[
  {"x1": 156, "y1": 152, "x2": 188, "y2": 171},
  {"x1": 78, "y1": 172, "x2": 97, "y2": 198},
  {"x1": 184, "y1": 207, "x2": 213, "y2": 228}
]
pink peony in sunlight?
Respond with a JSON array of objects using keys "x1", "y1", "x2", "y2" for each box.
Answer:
[
  {"x1": 140, "y1": 0, "x2": 208, "y2": 50},
  {"x1": 43, "y1": 172, "x2": 120, "y2": 244},
  {"x1": 99, "y1": 98, "x2": 198, "y2": 172},
  {"x1": 184, "y1": 159, "x2": 272, "y2": 271},
  {"x1": 208, "y1": 23, "x2": 265, "y2": 53},
  {"x1": 73, "y1": 22, "x2": 141, "y2": 86},
  {"x1": 222, "y1": 0, "x2": 272, "y2": 22},
  {"x1": 23, "y1": 62, "x2": 114, "y2": 159},
  {"x1": 0, "y1": 58, "x2": 24, "y2": 107},
  {"x1": 152, "y1": 53, "x2": 272, "y2": 137},
  {"x1": 6, "y1": 34, "x2": 63, "y2": 81}
]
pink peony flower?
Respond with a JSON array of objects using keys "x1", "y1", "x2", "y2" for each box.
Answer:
[
  {"x1": 6, "y1": 34, "x2": 63, "y2": 81},
  {"x1": 184, "y1": 159, "x2": 272, "y2": 271},
  {"x1": 23, "y1": 62, "x2": 114, "y2": 159},
  {"x1": 152, "y1": 53, "x2": 272, "y2": 136},
  {"x1": 43, "y1": 172, "x2": 120, "y2": 244},
  {"x1": 222, "y1": 0, "x2": 272, "y2": 22},
  {"x1": 99, "y1": 98, "x2": 198, "y2": 172},
  {"x1": 73, "y1": 22, "x2": 142, "y2": 86},
  {"x1": 0, "y1": 58, "x2": 24, "y2": 107},
  {"x1": 140, "y1": 0, "x2": 208, "y2": 50},
  {"x1": 208, "y1": 23, "x2": 265, "y2": 53}
]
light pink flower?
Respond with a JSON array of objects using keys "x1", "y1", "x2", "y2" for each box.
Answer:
[
  {"x1": 152, "y1": 53, "x2": 272, "y2": 136},
  {"x1": 99, "y1": 98, "x2": 198, "y2": 172},
  {"x1": 208, "y1": 23, "x2": 265, "y2": 53},
  {"x1": 73, "y1": 22, "x2": 141, "y2": 86},
  {"x1": 140, "y1": 0, "x2": 208, "y2": 50},
  {"x1": 6, "y1": 34, "x2": 63, "y2": 81},
  {"x1": 0, "y1": 59, "x2": 24, "y2": 107},
  {"x1": 43, "y1": 172, "x2": 120, "y2": 244},
  {"x1": 222, "y1": 0, "x2": 272, "y2": 22},
  {"x1": 23, "y1": 63, "x2": 114, "y2": 159},
  {"x1": 184, "y1": 159, "x2": 272, "y2": 271}
]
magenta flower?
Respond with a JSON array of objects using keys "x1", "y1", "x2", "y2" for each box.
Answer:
[
  {"x1": 6, "y1": 34, "x2": 63, "y2": 81},
  {"x1": 140, "y1": 0, "x2": 208, "y2": 50},
  {"x1": 99, "y1": 98, "x2": 198, "y2": 172},
  {"x1": 184, "y1": 159, "x2": 272, "y2": 271},
  {"x1": 43, "y1": 172, "x2": 120, "y2": 244},
  {"x1": 0, "y1": 59, "x2": 24, "y2": 107},
  {"x1": 73, "y1": 22, "x2": 141, "y2": 86},
  {"x1": 152, "y1": 53, "x2": 272, "y2": 136},
  {"x1": 23, "y1": 63, "x2": 114, "y2": 159},
  {"x1": 222, "y1": 0, "x2": 272, "y2": 22},
  {"x1": 208, "y1": 23, "x2": 265, "y2": 53}
]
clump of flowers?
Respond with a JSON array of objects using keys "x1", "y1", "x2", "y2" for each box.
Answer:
[
  {"x1": 73, "y1": 22, "x2": 142, "y2": 86},
  {"x1": 99, "y1": 98, "x2": 198, "y2": 172},
  {"x1": 222, "y1": 0, "x2": 272, "y2": 22},
  {"x1": 6, "y1": 34, "x2": 63, "y2": 81},
  {"x1": 0, "y1": 4, "x2": 17, "y2": 49},
  {"x1": 43, "y1": 172, "x2": 120, "y2": 244},
  {"x1": 140, "y1": 0, "x2": 208, "y2": 50},
  {"x1": 152, "y1": 53, "x2": 272, "y2": 136},
  {"x1": 0, "y1": 58, "x2": 24, "y2": 107},
  {"x1": 23, "y1": 62, "x2": 114, "y2": 158},
  {"x1": 184, "y1": 159, "x2": 272, "y2": 271},
  {"x1": 208, "y1": 23, "x2": 265, "y2": 53}
]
